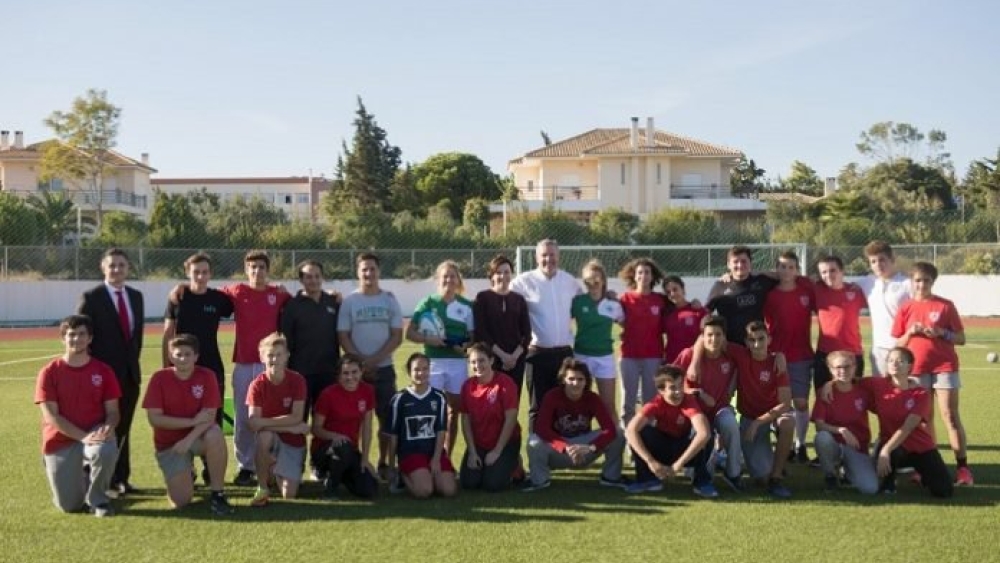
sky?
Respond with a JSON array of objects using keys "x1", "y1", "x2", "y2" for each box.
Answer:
[{"x1": 2, "y1": 0, "x2": 998, "y2": 184}]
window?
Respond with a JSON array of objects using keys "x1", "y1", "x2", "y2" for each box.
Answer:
[
  {"x1": 620, "y1": 163, "x2": 626, "y2": 185},
  {"x1": 656, "y1": 163, "x2": 662, "y2": 184},
  {"x1": 296, "y1": 193, "x2": 310, "y2": 204},
  {"x1": 527, "y1": 180, "x2": 534, "y2": 192},
  {"x1": 283, "y1": 194, "x2": 293, "y2": 205}
]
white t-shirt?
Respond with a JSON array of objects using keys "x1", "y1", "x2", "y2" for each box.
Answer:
[
  {"x1": 856, "y1": 272, "x2": 911, "y2": 350},
  {"x1": 510, "y1": 269, "x2": 581, "y2": 348}
]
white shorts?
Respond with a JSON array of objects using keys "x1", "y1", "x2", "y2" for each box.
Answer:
[
  {"x1": 430, "y1": 358, "x2": 468, "y2": 395},
  {"x1": 918, "y1": 371, "x2": 961, "y2": 390},
  {"x1": 575, "y1": 354, "x2": 616, "y2": 380}
]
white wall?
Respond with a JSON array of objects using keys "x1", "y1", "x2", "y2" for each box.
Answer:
[{"x1": 2, "y1": 276, "x2": 997, "y2": 325}]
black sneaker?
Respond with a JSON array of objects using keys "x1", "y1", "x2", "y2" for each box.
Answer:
[
  {"x1": 598, "y1": 475, "x2": 632, "y2": 489},
  {"x1": 233, "y1": 469, "x2": 256, "y2": 487},
  {"x1": 521, "y1": 480, "x2": 551, "y2": 492},
  {"x1": 880, "y1": 478, "x2": 897, "y2": 495},
  {"x1": 795, "y1": 445, "x2": 809, "y2": 464},
  {"x1": 720, "y1": 472, "x2": 744, "y2": 492},
  {"x1": 824, "y1": 474, "x2": 839, "y2": 492},
  {"x1": 209, "y1": 492, "x2": 235, "y2": 515}
]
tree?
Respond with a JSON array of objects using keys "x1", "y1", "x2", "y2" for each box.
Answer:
[
  {"x1": 959, "y1": 147, "x2": 1000, "y2": 210},
  {"x1": 633, "y1": 208, "x2": 720, "y2": 245},
  {"x1": 589, "y1": 208, "x2": 639, "y2": 243},
  {"x1": 780, "y1": 161, "x2": 824, "y2": 196},
  {"x1": 89, "y1": 211, "x2": 147, "y2": 248},
  {"x1": 325, "y1": 97, "x2": 401, "y2": 216},
  {"x1": 412, "y1": 152, "x2": 504, "y2": 220},
  {"x1": 41, "y1": 89, "x2": 123, "y2": 231},
  {"x1": 147, "y1": 191, "x2": 215, "y2": 248},
  {"x1": 460, "y1": 197, "x2": 490, "y2": 238},
  {"x1": 0, "y1": 193, "x2": 41, "y2": 244},
  {"x1": 207, "y1": 197, "x2": 287, "y2": 248},
  {"x1": 26, "y1": 191, "x2": 81, "y2": 245},
  {"x1": 389, "y1": 164, "x2": 422, "y2": 213},
  {"x1": 730, "y1": 155, "x2": 766, "y2": 197},
  {"x1": 856, "y1": 121, "x2": 951, "y2": 170}
]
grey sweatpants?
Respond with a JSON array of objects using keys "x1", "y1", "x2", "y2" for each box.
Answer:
[
  {"x1": 44, "y1": 439, "x2": 118, "y2": 512},
  {"x1": 619, "y1": 358, "x2": 660, "y2": 426},
  {"x1": 814, "y1": 430, "x2": 879, "y2": 494},
  {"x1": 233, "y1": 362, "x2": 264, "y2": 472},
  {"x1": 526, "y1": 430, "x2": 625, "y2": 485}
]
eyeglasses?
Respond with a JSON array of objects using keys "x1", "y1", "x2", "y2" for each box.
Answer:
[
  {"x1": 746, "y1": 336, "x2": 768, "y2": 342},
  {"x1": 830, "y1": 364, "x2": 854, "y2": 370}
]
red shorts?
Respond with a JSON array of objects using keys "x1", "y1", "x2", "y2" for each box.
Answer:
[{"x1": 399, "y1": 452, "x2": 455, "y2": 475}]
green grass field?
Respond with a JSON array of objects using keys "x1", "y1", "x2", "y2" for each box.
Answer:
[{"x1": 1, "y1": 325, "x2": 998, "y2": 563}]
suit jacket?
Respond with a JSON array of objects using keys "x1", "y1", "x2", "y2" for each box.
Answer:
[{"x1": 77, "y1": 284, "x2": 144, "y2": 385}]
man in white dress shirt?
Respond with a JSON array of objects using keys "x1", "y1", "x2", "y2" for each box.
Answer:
[
  {"x1": 511, "y1": 239, "x2": 582, "y2": 430},
  {"x1": 855, "y1": 240, "x2": 911, "y2": 376}
]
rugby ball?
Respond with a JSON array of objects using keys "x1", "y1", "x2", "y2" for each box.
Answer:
[
  {"x1": 415, "y1": 311, "x2": 445, "y2": 340},
  {"x1": 987, "y1": 352, "x2": 998, "y2": 364}
]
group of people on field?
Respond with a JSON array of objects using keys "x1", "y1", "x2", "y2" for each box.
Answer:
[{"x1": 35, "y1": 238, "x2": 969, "y2": 517}]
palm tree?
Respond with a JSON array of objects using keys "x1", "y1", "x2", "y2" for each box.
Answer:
[{"x1": 27, "y1": 190, "x2": 82, "y2": 245}]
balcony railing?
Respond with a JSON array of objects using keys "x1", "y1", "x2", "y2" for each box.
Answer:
[
  {"x1": 669, "y1": 184, "x2": 738, "y2": 199},
  {"x1": 3, "y1": 188, "x2": 148, "y2": 210},
  {"x1": 517, "y1": 185, "x2": 599, "y2": 201}
]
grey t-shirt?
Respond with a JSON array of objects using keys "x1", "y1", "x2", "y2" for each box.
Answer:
[{"x1": 337, "y1": 290, "x2": 403, "y2": 367}]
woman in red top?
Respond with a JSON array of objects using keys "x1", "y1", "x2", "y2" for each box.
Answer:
[
  {"x1": 459, "y1": 343, "x2": 520, "y2": 492},
  {"x1": 892, "y1": 261, "x2": 970, "y2": 486},
  {"x1": 311, "y1": 354, "x2": 378, "y2": 500},
  {"x1": 867, "y1": 347, "x2": 953, "y2": 497},
  {"x1": 617, "y1": 258, "x2": 667, "y2": 426},
  {"x1": 662, "y1": 275, "x2": 707, "y2": 365}
]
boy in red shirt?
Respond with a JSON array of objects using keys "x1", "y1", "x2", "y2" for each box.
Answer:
[
  {"x1": 811, "y1": 351, "x2": 878, "y2": 494},
  {"x1": 892, "y1": 262, "x2": 970, "y2": 486},
  {"x1": 247, "y1": 333, "x2": 309, "y2": 506},
  {"x1": 676, "y1": 316, "x2": 742, "y2": 492},
  {"x1": 523, "y1": 358, "x2": 625, "y2": 492},
  {"x1": 624, "y1": 365, "x2": 715, "y2": 497},
  {"x1": 35, "y1": 315, "x2": 121, "y2": 517},
  {"x1": 728, "y1": 321, "x2": 793, "y2": 499},
  {"x1": 814, "y1": 255, "x2": 868, "y2": 387},
  {"x1": 143, "y1": 334, "x2": 234, "y2": 514}
]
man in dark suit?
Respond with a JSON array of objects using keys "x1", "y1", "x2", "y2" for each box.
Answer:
[{"x1": 77, "y1": 248, "x2": 144, "y2": 495}]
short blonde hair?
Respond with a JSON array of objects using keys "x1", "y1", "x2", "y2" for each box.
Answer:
[
  {"x1": 258, "y1": 332, "x2": 288, "y2": 351},
  {"x1": 435, "y1": 260, "x2": 465, "y2": 294},
  {"x1": 581, "y1": 259, "x2": 607, "y2": 294}
]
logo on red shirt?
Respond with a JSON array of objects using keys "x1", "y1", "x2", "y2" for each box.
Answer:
[
  {"x1": 846, "y1": 291, "x2": 856, "y2": 301},
  {"x1": 721, "y1": 362, "x2": 732, "y2": 374},
  {"x1": 905, "y1": 397, "x2": 915, "y2": 410},
  {"x1": 91, "y1": 373, "x2": 103, "y2": 386},
  {"x1": 759, "y1": 370, "x2": 771, "y2": 383},
  {"x1": 192, "y1": 385, "x2": 204, "y2": 399},
  {"x1": 487, "y1": 387, "x2": 499, "y2": 404},
  {"x1": 800, "y1": 296, "x2": 810, "y2": 307},
  {"x1": 929, "y1": 311, "x2": 940, "y2": 323},
  {"x1": 357, "y1": 400, "x2": 367, "y2": 412},
  {"x1": 268, "y1": 294, "x2": 277, "y2": 306},
  {"x1": 685, "y1": 317, "x2": 694, "y2": 326},
  {"x1": 283, "y1": 397, "x2": 292, "y2": 408},
  {"x1": 854, "y1": 398, "x2": 864, "y2": 411},
  {"x1": 651, "y1": 306, "x2": 661, "y2": 315},
  {"x1": 676, "y1": 414, "x2": 685, "y2": 425}
]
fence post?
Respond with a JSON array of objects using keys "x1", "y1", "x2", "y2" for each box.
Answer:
[
  {"x1": 291, "y1": 250, "x2": 297, "y2": 270},
  {"x1": 2, "y1": 246, "x2": 6, "y2": 281},
  {"x1": 75, "y1": 246, "x2": 80, "y2": 280},
  {"x1": 707, "y1": 248, "x2": 712, "y2": 276}
]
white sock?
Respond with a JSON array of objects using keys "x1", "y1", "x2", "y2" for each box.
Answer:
[{"x1": 794, "y1": 409, "x2": 809, "y2": 447}]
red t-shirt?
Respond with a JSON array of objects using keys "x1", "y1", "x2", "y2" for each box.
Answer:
[
  {"x1": 142, "y1": 366, "x2": 222, "y2": 451},
  {"x1": 246, "y1": 369, "x2": 307, "y2": 447},
  {"x1": 891, "y1": 296, "x2": 963, "y2": 375},
  {"x1": 763, "y1": 282, "x2": 815, "y2": 362},
  {"x1": 34, "y1": 357, "x2": 122, "y2": 454},
  {"x1": 223, "y1": 284, "x2": 290, "y2": 364},
  {"x1": 814, "y1": 282, "x2": 867, "y2": 354},
  {"x1": 663, "y1": 303, "x2": 707, "y2": 364},
  {"x1": 459, "y1": 372, "x2": 520, "y2": 450},
  {"x1": 619, "y1": 292, "x2": 666, "y2": 358},
  {"x1": 727, "y1": 344, "x2": 790, "y2": 419},
  {"x1": 535, "y1": 388, "x2": 616, "y2": 452},
  {"x1": 860, "y1": 378, "x2": 935, "y2": 454},
  {"x1": 810, "y1": 384, "x2": 871, "y2": 452},
  {"x1": 639, "y1": 394, "x2": 703, "y2": 438},
  {"x1": 312, "y1": 382, "x2": 375, "y2": 451},
  {"x1": 675, "y1": 347, "x2": 736, "y2": 419}
]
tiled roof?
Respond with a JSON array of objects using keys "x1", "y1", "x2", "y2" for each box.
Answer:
[
  {"x1": 153, "y1": 177, "x2": 327, "y2": 185},
  {"x1": 517, "y1": 128, "x2": 742, "y2": 161},
  {"x1": 0, "y1": 140, "x2": 156, "y2": 172}
]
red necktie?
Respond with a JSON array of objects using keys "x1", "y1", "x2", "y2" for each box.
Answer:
[{"x1": 116, "y1": 290, "x2": 131, "y2": 342}]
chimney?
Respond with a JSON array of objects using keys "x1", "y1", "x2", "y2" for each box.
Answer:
[
  {"x1": 0, "y1": 131, "x2": 8, "y2": 151},
  {"x1": 630, "y1": 117, "x2": 639, "y2": 150},
  {"x1": 141, "y1": 152, "x2": 149, "y2": 166},
  {"x1": 13, "y1": 131, "x2": 24, "y2": 149},
  {"x1": 646, "y1": 117, "x2": 655, "y2": 148},
  {"x1": 824, "y1": 177, "x2": 838, "y2": 197}
]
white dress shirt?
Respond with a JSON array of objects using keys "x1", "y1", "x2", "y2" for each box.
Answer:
[
  {"x1": 510, "y1": 269, "x2": 581, "y2": 348},
  {"x1": 104, "y1": 281, "x2": 134, "y2": 333}
]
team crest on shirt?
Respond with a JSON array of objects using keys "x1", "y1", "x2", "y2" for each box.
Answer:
[
  {"x1": 800, "y1": 296, "x2": 810, "y2": 307},
  {"x1": 326, "y1": 306, "x2": 336, "y2": 315},
  {"x1": 651, "y1": 306, "x2": 661, "y2": 316},
  {"x1": 846, "y1": 291, "x2": 856, "y2": 301},
  {"x1": 582, "y1": 306, "x2": 590, "y2": 313},
  {"x1": 192, "y1": 385, "x2": 204, "y2": 399},
  {"x1": 721, "y1": 362, "x2": 732, "y2": 374},
  {"x1": 676, "y1": 414, "x2": 685, "y2": 425},
  {"x1": 855, "y1": 398, "x2": 864, "y2": 412},
  {"x1": 929, "y1": 311, "x2": 941, "y2": 323},
  {"x1": 358, "y1": 400, "x2": 367, "y2": 412},
  {"x1": 268, "y1": 294, "x2": 277, "y2": 306},
  {"x1": 430, "y1": 401, "x2": 438, "y2": 412},
  {"x1": 759, "y1": 370, "x2": 771, "y2": 383},
  {"x1": 283, "y1": 397, "x2": 292, "y2": 408},
  {"x1": 905, "y1": 398, "x2": 915, "y2": 410},
  {"x1": 487, "y1": 387, "x2": 499, "y2": 404},
  {"x1": 685, "y1": 317, "x2": 694, "y2": 326},
  {"x1": 91, "y1": 373, "x2": 103, "y2": 386}
]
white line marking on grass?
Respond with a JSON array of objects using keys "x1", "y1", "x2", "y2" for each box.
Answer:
[
  {"x1": 0, "y1": 377, "x2": 36, "y2": 381},
  {"x1": 0, "y1": 355, "x2": 55, "y2": 366}
]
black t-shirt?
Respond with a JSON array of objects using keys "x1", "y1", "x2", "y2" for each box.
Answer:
[
  {"x1": 707, "y1": 274, "x2": 779, "y2": 343},
  {"x1": 164, "y1": 288, "x2": 234, "y2": 377}
]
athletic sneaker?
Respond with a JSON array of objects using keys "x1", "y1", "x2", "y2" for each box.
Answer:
[
  {"x1": 955, "y1": 466, "x2": 974, "y2": 486},
  {"x1": 233, "y1": 469, "x2": 256, "y2": 487},
  {"x1": 767, "y1": 478, "x2": 792, "y2": 499},
  {"x1": 389, "y1": 474, "x2": 407, "y2": 494},
  {"x1": 90, "y1": 503, "x2": 114, "y2": 518},
  {"x1": 209, "y1": 492, "x2": 235, "y2": 515},
  {"x1": 720, "y1": 473, "x2": 744, "y2": 492},
  {"x1": 521, "y1": 480, "x2": 551, "y2": 493},
  {"x1": 910, "y1": 471, "x2": 923, "y2": 486},
  {"x1": 880, "y1": 480, "x2": 897, "y2": 495},
  {"x1": 625, "y1": 480, "x2": 664, "y2": 494},
  {"x1": 598, "y1": 475, "x2": 632, "y2": 489},
  {"x1": 692, "y1": 483, "x2": 719, "y2": 498},
  {"x1": 793, "y1": 444, "x2": 809, "y2": 464},
  {"x1": 250, "y1": 487, "x2": 270, "y2": 507},
  {"x1": 824, "y1": 474, "x2": 839, "y2": 492}
]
